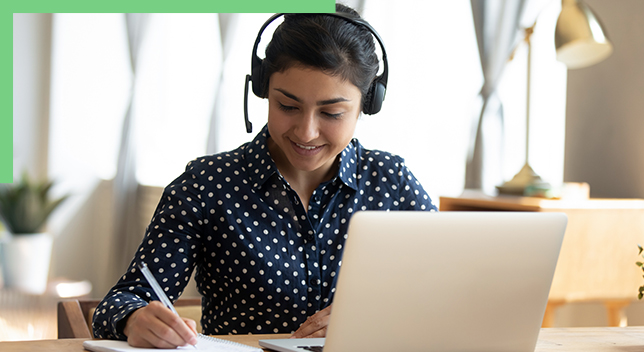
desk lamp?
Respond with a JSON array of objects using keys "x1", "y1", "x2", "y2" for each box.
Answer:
[{"x1": 497, "y1": 0, "x2": 612, "y2": 197}]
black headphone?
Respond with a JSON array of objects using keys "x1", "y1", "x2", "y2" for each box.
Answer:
[{"x1": 243, "y1": 12, "x2": 389, "y2": 133}]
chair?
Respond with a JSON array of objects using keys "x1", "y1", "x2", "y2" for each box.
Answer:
[{"x1": 57, "y1": 298, "x2": 202, "y2": 338}]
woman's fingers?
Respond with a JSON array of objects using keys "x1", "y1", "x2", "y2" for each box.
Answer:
[
  {"x1": 183, "y1": 317, "x2": 198, "y2": 335},
  {"x1": 291, "y1": 305, "x2": 332, "y2": 339},
  {"x1": 124, "y1": 301, "x2": 198, "y2": 348}
]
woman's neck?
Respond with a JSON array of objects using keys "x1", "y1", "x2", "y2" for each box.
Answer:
[{"x1": 267, "y1": 137, "x2": 338, "y2": 208}]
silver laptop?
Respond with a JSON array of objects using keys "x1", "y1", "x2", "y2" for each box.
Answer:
[{"x1": 259, "y1": 211, "x2": 567, "y2": 352}]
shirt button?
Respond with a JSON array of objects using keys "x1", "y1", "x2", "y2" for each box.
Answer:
[{"x1": 309, "y1": 278, "x2": 319, "y2": 286}]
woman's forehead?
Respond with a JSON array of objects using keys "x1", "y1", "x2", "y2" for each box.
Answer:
[{"x1": 270, "y1": 66, "x2": 361, "y2": 101}]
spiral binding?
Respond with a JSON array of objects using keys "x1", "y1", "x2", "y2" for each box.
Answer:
[{"x1": 196, "y1": 333, "x2": 260, "y2": 351}]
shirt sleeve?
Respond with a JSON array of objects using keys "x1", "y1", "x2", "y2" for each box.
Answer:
[
  {"x1": 395, "y1": 157, "x2": 438, "y2": 212},
  {"x1": 92, "y1": 160, "x2": 205, "y2": 339}
]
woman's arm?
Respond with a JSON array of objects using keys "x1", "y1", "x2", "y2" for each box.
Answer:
[{"x1": 92, "y1": 160, "x2": 205, "y2": 342}]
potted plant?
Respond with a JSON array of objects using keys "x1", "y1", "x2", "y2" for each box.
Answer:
[
  {"x1": 637, "y1": 245, "x2": 644, "y2": 299},
  {"x1": 0, "y1": 173, "x2": 68, "y2": 294}
]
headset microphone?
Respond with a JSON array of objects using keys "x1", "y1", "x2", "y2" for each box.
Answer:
[
  {"x1": 243, "y1": 75, "x2": 253, "y2": 133},
  {"x1": 243, "y1": 12, "x2": 388, "y2": 133}
]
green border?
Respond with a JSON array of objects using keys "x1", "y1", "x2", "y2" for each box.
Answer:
[
  {"x1": 3, "y1": 0, "x2": 335, "y2": 184},
  {"x1": 8, "y1": 0, "x2": 335, "y2": 13}
]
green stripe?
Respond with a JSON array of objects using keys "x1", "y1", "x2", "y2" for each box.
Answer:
[
  {"x1": 8, "y1": 0, "x2": 335, "y2": 13},
  {"x1": 3, "y1": 0, "x2": 335, "y2": 183},
  {"x1": 2, "y1": 8, "x2": 11, "y2": 183}
]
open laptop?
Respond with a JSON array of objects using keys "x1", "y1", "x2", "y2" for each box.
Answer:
[{"x1": 259, "y1": 211, "x2": 567, "y2": 352}]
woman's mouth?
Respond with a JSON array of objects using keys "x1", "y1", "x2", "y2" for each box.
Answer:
[
  {"x1": 291, "y1": 141, "x2": 324, "y2": 155},
  {"x1": 296, "y1": 143, "x2": 318, "y2": 150}
]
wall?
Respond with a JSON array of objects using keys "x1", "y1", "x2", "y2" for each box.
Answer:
[
  {"x1": 557, "y1": 0, "x2": 644, "y2": 326},
  {"x1": 564, "y1": 0, "x2": 644, "y2": 199}
]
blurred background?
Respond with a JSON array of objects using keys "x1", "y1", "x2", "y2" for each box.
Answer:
[{"x1": 5, "y1": 0, "x2": 644, "y2": 340}]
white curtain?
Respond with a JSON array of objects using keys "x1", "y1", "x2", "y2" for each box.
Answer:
[
  {"x1": 206, "y1": 14, "x2": 262, "y2": 154},
  {"x1": 46, "y1": 13, "x2": 229, "y2": 294},
  {"x1": 465, "y1": 0, "x2": 566, "y2": 193},
  {"x1": 111, "y1": 13, "x2": 150, "y2": 278},
  {"x1": 465, "y1": 0, "x2": 528, "y2": 193},
  {"x1": 355, "y1": 0, "x2": 482, "y2": 199}
]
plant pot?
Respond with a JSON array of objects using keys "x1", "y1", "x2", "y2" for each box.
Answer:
[{"x1": 0, "y1": 232, "x2": 53, "y2": 294}]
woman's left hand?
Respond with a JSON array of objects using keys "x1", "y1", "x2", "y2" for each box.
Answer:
[{"x1": 290, "y1": 305, "x2": 332, "y2": 338}]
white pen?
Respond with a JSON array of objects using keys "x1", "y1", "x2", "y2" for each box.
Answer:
[
  {"x1": 138, "y1": 262, "x2": 197, "y2": 348},
  {"x1": 138, "y1": 262, "x2": 179, "y2": 314}
]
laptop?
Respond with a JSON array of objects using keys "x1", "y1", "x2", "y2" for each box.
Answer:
[{"x1": 259, "y1": 211, "x2": 567, "y2": 352}]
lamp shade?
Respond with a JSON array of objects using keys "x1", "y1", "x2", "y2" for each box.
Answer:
[{"x1": 555, "y1": 0, "x2": 612, "y2": 69}]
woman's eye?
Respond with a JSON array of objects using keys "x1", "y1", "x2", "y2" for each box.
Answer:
[
  {"x1": 323, "y1": 112, "x2": 343, "y2": 119},
  {"x1": 278, "y1": 103, "x2": 296, "y2": 112}
]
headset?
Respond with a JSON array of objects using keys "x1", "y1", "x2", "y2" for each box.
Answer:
[{"x1": 243, "y1": 12, "x2": 389, "y2": 133}]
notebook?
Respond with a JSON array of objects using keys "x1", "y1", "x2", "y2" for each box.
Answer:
[
  {"x1": 83, "y1": 334, "x2": 262, "y2": 352},
  {"x1": 259, "y1": 211, "x2": 567, "y2": 352}
]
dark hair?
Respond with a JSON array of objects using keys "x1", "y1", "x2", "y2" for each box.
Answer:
[{"x1": 261, "y1": 3, "x2": 380, "y2": 108}]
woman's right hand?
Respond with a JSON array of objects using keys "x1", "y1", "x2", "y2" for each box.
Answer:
[{"x1": 123, "y1": 301, "x2": 198, "y2": 348}]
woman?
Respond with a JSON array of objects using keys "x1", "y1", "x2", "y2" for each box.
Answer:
[{"x1": 93, "y1": 4, "x2": 437, "y2": 348}]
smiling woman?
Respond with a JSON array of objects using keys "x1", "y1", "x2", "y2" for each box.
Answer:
[
  {"x1": 91, "y1": 4, "x2": 437, "y2": 348},
  {"x1": 266, "y1": 66, "x2": 363, "y2": 201}
]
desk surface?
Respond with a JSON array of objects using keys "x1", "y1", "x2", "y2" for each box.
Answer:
[
  {"x1": 439, "y1": 190, "x2": 644, "y2": 211},
  {"x1": 3, "y1": 327, "x2": 644, "y2": 351}
]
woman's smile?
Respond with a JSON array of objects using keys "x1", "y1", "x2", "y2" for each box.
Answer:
[
  {"x1": 292, "y1": 140, "x2": 324, "y2": 154},
  {"x1": 266, "y1": 65, "x2": 362, "y2": 178}
]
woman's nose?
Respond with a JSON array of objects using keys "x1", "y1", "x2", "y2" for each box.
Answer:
[{"x1": 293, "y1": 110, "x2": 319, "y2": 142}]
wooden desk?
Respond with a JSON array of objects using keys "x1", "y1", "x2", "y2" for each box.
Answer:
[
  {"x1": 0, "y1": 334, "x2": 280, "y2": 352},
  {"x1": 3, "y1": 328, "x2": 644, "y2": 351},
  {"x1": 439, "y1": 191, "x2": 644, "y2": 327}
]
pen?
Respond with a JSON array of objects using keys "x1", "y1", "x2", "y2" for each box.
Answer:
[
  {"x1": 138, "y1": 262, "x2": 179, "y2": 315},
  {"x1": 138, "y1": 262, "x2": 197, "y2": 348}
]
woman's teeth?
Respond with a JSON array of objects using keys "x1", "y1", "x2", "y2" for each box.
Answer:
[{"x1": 296, "y1": 143, "x2": 318, "y2": 150}]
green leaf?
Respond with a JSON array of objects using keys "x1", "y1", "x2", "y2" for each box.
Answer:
[
  {"x1": 637, "y1": 262, "x2": 643, "y2": 267},
  {"x1": 639, "y1": 244, "x2": 643, "y2": 255},
  {"x1": 0, "y1": 173, "x2": 68, "y2": 234}
]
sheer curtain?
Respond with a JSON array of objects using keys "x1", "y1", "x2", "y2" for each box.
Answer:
[
  {"x1": 356, "y1": 0, "x2": 482, "y2": 199},
  {"x1": 48, "y1": 14, "x2": 132, "y2": 294},
  {"x1": 465, "y1": 0, "x2": 527, "y2": 193},
  {"x1": 48, "y1": 13, "x2": 229, "y2": 294},
  {"x1": 112, "y1": 13, "x2": 150, "y2": 280},
  {"x1": 466, "y1": 0, "x2": 567, "y2": 193}
]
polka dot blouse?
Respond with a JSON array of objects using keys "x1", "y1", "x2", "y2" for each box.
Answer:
[{"x1": 92, "y1": 124, "x2": 437, "y2": 339}]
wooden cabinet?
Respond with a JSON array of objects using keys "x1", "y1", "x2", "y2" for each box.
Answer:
[{"x1": 439, "y1": 190, "x2": 644, "y2": 327}]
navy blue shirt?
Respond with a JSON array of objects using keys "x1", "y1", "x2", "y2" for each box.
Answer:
[{"x1": 93, "y1": 124, "x2": 437, "y2": 339}]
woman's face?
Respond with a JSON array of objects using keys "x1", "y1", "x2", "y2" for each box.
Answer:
[{"x1": 267, "y1": 65, "x2": 362, "y2": 176}]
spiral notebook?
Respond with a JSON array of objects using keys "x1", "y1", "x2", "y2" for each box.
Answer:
[{"x1": 83, "y1": 334, "x2": 262, "y2": 352}]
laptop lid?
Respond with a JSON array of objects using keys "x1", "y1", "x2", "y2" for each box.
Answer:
[{"x1": 261, "y1": 211, "x2": 567, "y2": 352}]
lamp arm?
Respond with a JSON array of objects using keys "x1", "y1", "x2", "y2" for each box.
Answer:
[{"x1": 525, "y1": 26, "x2": 533, "y2": 166}]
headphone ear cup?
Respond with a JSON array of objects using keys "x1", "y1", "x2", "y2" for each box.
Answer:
[
  {"x1": 251, "y1": 56, "x2": 264, "y2": 98},
  {"x1": 363, "y1": 79, "x2": 386, "y2": 115}
]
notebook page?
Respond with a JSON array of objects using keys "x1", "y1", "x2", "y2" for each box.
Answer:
[{"x1": 83, "y1": 334, "x2": 262, "y2": 352}]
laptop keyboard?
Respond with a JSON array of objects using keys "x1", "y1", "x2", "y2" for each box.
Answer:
[{"x1": 298, "y1": 346, "x2": 324, "y2": 352}]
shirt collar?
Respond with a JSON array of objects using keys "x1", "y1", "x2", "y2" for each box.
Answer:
[
  {"x1": 245, "y1": 124, "x2": 359, "y2": 191},
  {"x1": 336, "y1": 140, "x2": 359, "y2": 191},
  {"x1": 245, "y1": 125, "x2": 279, "y2": 190}
]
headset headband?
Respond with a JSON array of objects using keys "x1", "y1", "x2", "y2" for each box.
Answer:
[{"x1": 243, "y1": 12, "x2": 388, "y2": 133}]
